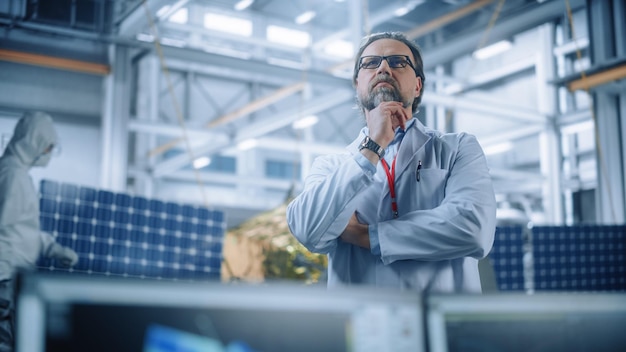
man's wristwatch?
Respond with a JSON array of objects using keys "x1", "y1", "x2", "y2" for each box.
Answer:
[{"x1": 358, "y1": 136, "x2": 385, "y2": 159}]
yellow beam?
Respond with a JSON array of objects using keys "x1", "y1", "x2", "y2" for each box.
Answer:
[
  {"x1": 0, "y1": 49, "x2": 110, "y2": 75},
  {"x1": 568, "y1": 64, "x2": 626, "y2": 91},
  {"x1": 405, "y1": 0, "x2": 494, "y2": 40},
  {"x1": 206, "y1": 81, "x2": 307, "y2": 128}
]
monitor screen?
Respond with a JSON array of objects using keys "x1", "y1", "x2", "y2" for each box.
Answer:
[
  {"x1": 426, "y1": 293, "x2": 626, "y2": 352},
  {"x1": 16, "y1": 273, "x2": 425, "y2": 352}
]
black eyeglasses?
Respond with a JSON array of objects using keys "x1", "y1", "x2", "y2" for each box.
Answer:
[{"x1": 358, "y1": 55, "x2": 417, "y2": 73}]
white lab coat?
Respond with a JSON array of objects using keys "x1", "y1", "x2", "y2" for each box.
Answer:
[
  {"x1": 0, "y1": 112, "x2": 61, "y2": 280},
  {"x1": 287, "y1": 118, "x2": 496, "y2": 293}
]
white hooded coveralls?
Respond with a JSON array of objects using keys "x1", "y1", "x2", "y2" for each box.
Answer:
[{"x1": 0, "y1": 112, "x2": 76, "y2": 280}]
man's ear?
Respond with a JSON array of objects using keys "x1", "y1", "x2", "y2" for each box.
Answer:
[{"x1": 414, "y1": 76, "x2": 422, "y2": 97}]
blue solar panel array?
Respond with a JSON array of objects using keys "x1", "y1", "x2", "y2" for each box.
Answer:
[
  {"x1": 38, "y1": 179, "x2": 225, "y2": 281},
  {"x1": 533, "y1": 225, "x2": 626, "y2": 291},
  {"x1": 489, "y1": 226, "x2": 526, "y2": 291}
]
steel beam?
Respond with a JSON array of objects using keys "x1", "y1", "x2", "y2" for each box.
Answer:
[{"x1": 151, "y1": 89, "x2": 354, "y2": 177}]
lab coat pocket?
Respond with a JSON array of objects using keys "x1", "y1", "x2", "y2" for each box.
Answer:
[{"x1": 415, "y1": 168, "x2": 448, "y2": 209}]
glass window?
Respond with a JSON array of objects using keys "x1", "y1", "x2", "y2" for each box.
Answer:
[
  {"x1": 205, "y1": 155, "x2": 236, "y2": 173},
  {"x1": 265, "y1": 160, "x2": 300, "y2": 180}
]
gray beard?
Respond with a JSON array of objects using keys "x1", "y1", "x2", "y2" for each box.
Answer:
[{"x1": 359, "y1": 86, "x2": 408, "y2": 111}]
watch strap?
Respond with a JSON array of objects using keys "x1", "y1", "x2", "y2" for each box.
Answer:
[{"x1": 359, "y1": 136, "x2": 385, "y2": 159}]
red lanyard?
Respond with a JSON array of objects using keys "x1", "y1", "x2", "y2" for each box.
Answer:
[{"x1": 381, "y1": 156, "x2": 398, "y2": 218}]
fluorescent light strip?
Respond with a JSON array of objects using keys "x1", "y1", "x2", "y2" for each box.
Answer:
[
  {"x1": 473, "y1": 40, "x2": 513, "y2": 60},
  {"x1": 295, "y1": 11, "x2": 316, "y2": 25},
  {"x1": 235, "y1": 0, "x2": 254, "y2": 11},
  {"x1": 193, "y1": 156, "x2": 211, "y2": 169},
  {"x1": 267, "y1": 25, "x2": 311, "y2": 48},
  {"x1": 204, "y1": 13, "x2": 253, "y2": 37},
  {"x1": 237, "y1": 139, "x2": 258, "y2": 151},
  {"x1": 292, "y1": 115, "x2": 319, "y2": 129}
]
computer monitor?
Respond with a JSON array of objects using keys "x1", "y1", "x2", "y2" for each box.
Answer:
[
  {"x1": 16, "y1": 272, "x2": 425, "y2": 352},
  {"x1": 426, "y1": 292, "x2": 626, "y2": 352}
]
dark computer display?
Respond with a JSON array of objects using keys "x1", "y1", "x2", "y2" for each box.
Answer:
[
  {"x1": 17, "y1": 272, "x2": 425, "y2": 352},
  {"x1": 427, "y1": 293, "x2": 626, "y2": 352}
]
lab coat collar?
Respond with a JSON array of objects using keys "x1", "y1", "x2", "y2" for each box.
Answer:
[{"x1": 394, "y1": 118, "x2": 431, "y2": 179}]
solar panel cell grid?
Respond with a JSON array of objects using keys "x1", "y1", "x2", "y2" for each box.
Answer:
[
  {"x1": 490, "y1": 226, "x2": 526, "y2": 291},
  {"x1": 38, "y1": 179, "x2": 225, "y2": 281},
  {"x1": 533, "y1": 225, "x2": 626, "y2": 291}
]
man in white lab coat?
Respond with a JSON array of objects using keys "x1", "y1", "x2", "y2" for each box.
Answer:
[
  {"x1": 287, "y1": 32, "x2": 496, "y2": 293},
  {"x1": 0, "y1": 111, "x2": 78, "y2": 352}
]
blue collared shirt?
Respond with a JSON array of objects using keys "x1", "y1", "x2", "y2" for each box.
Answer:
[{"x1": 365, "y1": 118, "x2": 416, "y2": 255}]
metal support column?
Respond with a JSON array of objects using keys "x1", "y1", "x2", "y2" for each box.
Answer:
[
  {"x1": 349, "y1": 0, "x2": 364, "y2": 48},
  {"x1": 537, "y1": 23, "x2": 564, "y2": 224},
  {"x1": 587, "y1": 0, "x2": 626, "y2": 223},
  {"x1": 101, "y1": 44, "x2": 131, "y2": 191},
  {"x1": 133, "y1": 54, "x2": 161, "y2": 197}
]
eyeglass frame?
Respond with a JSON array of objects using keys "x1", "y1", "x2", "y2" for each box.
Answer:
[{"x1": 357, "y1": 55, "x2": 418, "y2": 75}]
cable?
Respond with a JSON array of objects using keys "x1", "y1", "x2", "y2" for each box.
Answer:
[
  {"x1": 140, "y1": 1, "x2": 208, "y2": 207},
  {"x1": 140, "y1": 0, "x2": 237, "y2": 278},
  {"x1": 445, "y1": 0, "x2": 506, "y2": 130}
]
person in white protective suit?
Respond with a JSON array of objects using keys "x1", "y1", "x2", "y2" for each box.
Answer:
[{"x1": 0, "y1": 111, "x2": 79, "y2": 352}]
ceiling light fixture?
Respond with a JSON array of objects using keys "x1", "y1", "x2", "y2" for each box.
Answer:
[
  {"x1": 394, "y1": 0, "x2": 425, "y2": 17},
  {"x1": 160, "y1": 37, "x2": 186, "y2": 48},
  {"x1": 234, "y1": 0, "x2": 254, "y2": 11},
  {"x1": 394, "y1": 7, "x2": 411, "y2": 17},
  {"x1": 237, "y1": 139, "x2": 258, "y2": 151},
  {"x1": 136, "y1": 33, "x2": 155, "y2": 42},
  {"x1": 473, "y1": 40, "x2": 513, "y2": 60},
  {"x1": 168, "y1": 8, "x2": 188, "y2": 24},
  {"x1": 323, "y1": 40, "x2": 354, "y2": 59},
  {"x1": 204, "y1": 13, "x2": 253, "y2": 37},
  {"x1": 267, "y1": 25, "x2": 311, "y2": 48},
  {"x1": 156, "y1": 5, "x2": 171, "y2": 18},
  {"x1": 193, "y1": 156, "x2": 211, "y2": 169},
  {"x1": 295, "y1": 11, "x2": 316, "y2": 25},
  {"x1": 292, "y1": 115, "x2": 319, "y2": 129}
]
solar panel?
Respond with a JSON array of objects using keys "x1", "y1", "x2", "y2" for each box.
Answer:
[
  {"x1": 533, "y1": 225, "x2": 626, "y2": 291},
  {"x1": 37, "y1": 179, "x2": 225, "y2": 281},
  {"x1": 489, "y1": 226, "x2": 526, "y2": 291}
]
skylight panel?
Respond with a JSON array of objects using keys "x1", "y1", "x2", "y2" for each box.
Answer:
[
  {"x1": 323, "y1": 40, "x2": 354, "y2": 59},
  {"x1": 266, "y1": 25, "x2": 311, "y2": 48},
  {"x1": 204, "y1": 13, "x2": 253, "y2": 37},
  {"x1": 169, "y1": 8, "x2": 188, "y2": 24},
  {"x1": 156, "y1": 6, "x2": 188, "y2": 24}
]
